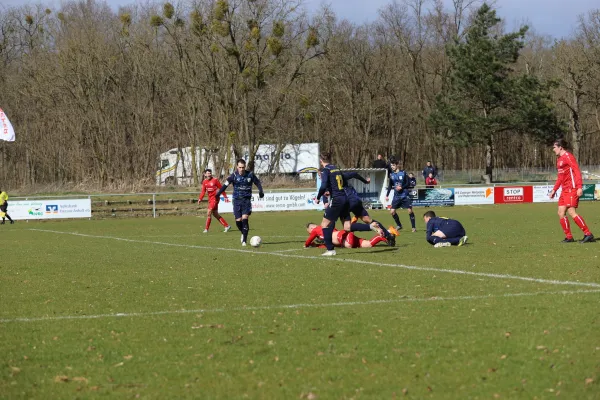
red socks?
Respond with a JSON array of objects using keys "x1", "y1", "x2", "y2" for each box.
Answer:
[
  {"x1": 369, "y1": 236, "x2": 386, "y2": 247},
  {"x1": 218, "y1": 217, "x2": 229, "y2": 228},
  {"x1": 205, "y1": 217, "x2": 212, "y2": 231},
  {"x1": 559, "y1": 217, "x2": 572, "y2": 239},
  {"x1": 561, "y1": 215, "x2": 592, "y2": 238},
  {"x1": 573, "y1": 215, "x2": 592, "y2": 236}
]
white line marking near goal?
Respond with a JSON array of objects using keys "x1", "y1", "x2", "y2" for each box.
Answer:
[
  {"x1": 271, "y1": 248, "x2": 307, "y2": 253},
  {"x1": 29, "y1": 229, "x2": 600, "y2": 289},
  {"x1": 2, "y1": 289, "x2": 599, "y2": 324}
]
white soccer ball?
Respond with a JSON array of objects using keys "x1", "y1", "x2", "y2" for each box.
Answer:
[{"x1": 250, "y1": 236, "x2": 262, "y2": 247}]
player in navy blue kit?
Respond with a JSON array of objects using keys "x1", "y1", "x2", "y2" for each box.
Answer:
[
  {"x1": 216, "y1": 159, "x2": 264, "y2": 246},
  {"x1": 385, "y1": 159, "x2": 416, "y2": 232},
  {"x1": 342, "y1": 171, "x2": 397, "y2": 246},
  {"x1": 423, "y1": 210, "x2": 468, "y2": 247},
  {"x1": 315, "y1": 153, "x2": 351, "y2": 256}
]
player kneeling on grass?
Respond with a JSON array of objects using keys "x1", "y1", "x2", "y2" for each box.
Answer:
[
  {"x1": 423, "y1": 211, "x2": 468, "y2": 248},
  {"x1": 304, "y1": 223, "x2": 389, "y2": 249}
]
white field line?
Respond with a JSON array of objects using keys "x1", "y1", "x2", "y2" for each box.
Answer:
[
  {"x1": 271, "y1": 248, "x2": 308, "y2": 253},
  {"x1": 2, "y1": 289, "x2": 599, "y2": 324},
  {"x1": 29, "y1": 229, "x2": 600, "y2": 289},
  {"x1": 135, "y1": 235, "x2": 309, "y2": 239}
]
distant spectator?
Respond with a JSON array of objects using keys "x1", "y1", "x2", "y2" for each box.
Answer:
[
  {"x1": 425, "y1": 173, "x2": 438, "y2": 188},
  {"x1": 372, "y1": 154, "x2": 387, "y2": 169},
  {"x1": 422, "y1": 161, "x2": 437, "y2": 180},
  {"x1": 407, "y1": 173, "x2": 417, "y2": 189},
  {"x1": 386, "y1": 156, "x2": 398, "y2": 176}
]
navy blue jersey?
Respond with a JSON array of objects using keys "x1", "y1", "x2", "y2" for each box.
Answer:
[
  {"x1": 342, "y1": 172, "x2": 368, "y2": 208},
  {"x1": 408, "y1": 176, "x2": 417, "y2": 189},
  {"x1": 217, "y1": 170, "x2": 263, "y2": 200},
  {"x1": 426, "y1": 217, "x2": 464, "y2": 243},
  {"x1": 386, "y1": 170, "x2": 409, "y2": 198},
  {"x1": 317, "y1": 164, "x2": 347, "y2": 201}
]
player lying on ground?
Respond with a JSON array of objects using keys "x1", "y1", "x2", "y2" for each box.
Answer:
[
  {"x1": 423, "y1": 211, "x2": 468, "y2": 248},
  {"x1": 198, "y1": 169, "x2": 231, "y2": 233},
  {"x1": 342, "y1": 171, "x2": 397, "y2": 246},
  {"x1": 304, "y1": 223, "x2": 389, "y2": 249},
  {"x1": 549, "y1": 138, "x2": 595, "y2": 243},
  {"x1": 321, "y1": 171, "x2": 398, "y2": 246}
]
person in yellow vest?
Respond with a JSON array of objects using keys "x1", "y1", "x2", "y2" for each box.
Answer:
[{"x1": 0, "y1": 188, "x2": 14, "y2": 224}]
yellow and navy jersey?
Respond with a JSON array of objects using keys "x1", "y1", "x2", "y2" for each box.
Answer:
[
  {"x1": 318, "y1": 164, "x2": 347, "y2": 200},
  {"x1": 0, "y1": 191, "x2": 8, "y2": 205}
]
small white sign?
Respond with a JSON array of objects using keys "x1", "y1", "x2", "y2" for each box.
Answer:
[
  {"x1": 533, "y1": 185, "x2": 561, "y2": 203},
  {"x1": 454, "y1": 187, "x2": 494, "y2": 205},
  {"x1": 217, "y1": 192, "x2": 322, "y2": 214}
]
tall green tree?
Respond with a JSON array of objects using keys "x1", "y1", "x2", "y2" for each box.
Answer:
[{"x1": 429, "y1": 3, "x2": 565, "y2": 182}]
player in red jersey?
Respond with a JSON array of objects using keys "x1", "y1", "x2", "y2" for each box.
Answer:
[
  {"x1": 549, "y1": 139, "x2": 594, "y2": 243},
  {"x1": 198, "y1": 169, "x2": 231, "y2": 233},
  {"x1": 304, "y1": 223, "x2": 389, "y2": 249}
]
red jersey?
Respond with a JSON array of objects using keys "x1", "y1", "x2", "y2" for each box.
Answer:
[
  {"x1": 553, "y1": 151, "x2": 582, "y2": 192},
  {"x1": 425, "y1": 177, "x2": 437, "y2": 186},
  {"x1": 305, "y1": 227, "x2": 348, "y2": 248},
  {"x1": 199, "y1": 178, "x2": 227, "y2": 201}
]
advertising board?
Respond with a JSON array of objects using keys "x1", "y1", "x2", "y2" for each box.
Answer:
[{"x1": 8, "y1": 199, "x2": 92, "y2": 220}]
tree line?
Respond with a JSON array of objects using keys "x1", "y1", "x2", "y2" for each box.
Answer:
[{"x1": 1, "y1": 0, "x2": 599, "y2": 188}]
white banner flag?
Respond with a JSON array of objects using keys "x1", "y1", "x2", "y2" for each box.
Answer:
[{"x1": 0, "y1": 108, "x2": 16, "y2": 142}]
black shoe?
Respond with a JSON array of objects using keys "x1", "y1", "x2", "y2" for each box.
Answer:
[
  {"x1": 388, "y1": 235, "x2": 396, "y2": 247},
  {"x1": 579, "y1": 235, "x2": 595, "y2": 243},
  {"x1": 0, "y1": 221, "x2": 4, "y2": 225},
  {"x1": 561, "y1": 238, "x2": 575, "y2": 243}
]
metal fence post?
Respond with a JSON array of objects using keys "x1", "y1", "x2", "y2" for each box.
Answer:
[{"x1": 153, "y1": 193, "x2": 156, "y2": 218}]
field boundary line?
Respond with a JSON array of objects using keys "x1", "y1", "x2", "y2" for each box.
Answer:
[
  {"x1": 29, "y1": 229, "x2": 600, "y2": 289},
  {"x1": 2, "y1": 289, "x2": 599, "y2": 324},
  {"x1": 271, "y1": 248, "x2": 308, "y2": 253}
]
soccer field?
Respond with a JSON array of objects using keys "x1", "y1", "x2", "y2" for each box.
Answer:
[{"x1": 1, "y1": 203, "x2": 599, "y2": 399}]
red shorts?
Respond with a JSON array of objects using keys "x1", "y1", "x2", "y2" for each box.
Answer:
[
  {"x1": 558, "y1": 191, "x2": 579, "y2": 208},
  {"x1": 338, "y1": 231, "x2": 360, "y2": 248},
  {"x1": 207, "y1": 198, "x2": 219, "y2": 211}
]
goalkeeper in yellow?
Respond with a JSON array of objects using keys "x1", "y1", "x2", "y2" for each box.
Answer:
[{"x1": 0, "y1": 188, "x2": 14, "y2": 224}]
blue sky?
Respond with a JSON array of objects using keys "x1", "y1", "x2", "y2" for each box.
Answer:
[{"x1": 2, "y1": 0, "x2": 597, "y2": 38}]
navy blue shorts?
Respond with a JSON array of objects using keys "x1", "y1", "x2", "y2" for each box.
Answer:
[
  {"x1": 324, "y1": 197, "x2": 350, "y2": 223},
  {"x1": 392, "y1": 196, "x2": 412, "y2": 210},
  {"x1": 233, "y1": 198, "x2": 252, "y2": 219},
  {"x1": 349, "y1": 201, "x2": 369, "y2": 219},
  {"x1": 441, "y1": 220, "x2": 465, "y2": 238}
]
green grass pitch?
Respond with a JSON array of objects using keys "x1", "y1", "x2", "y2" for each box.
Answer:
[{"x1": 1, "y1": 203, "x2": 599, "y2": 399}]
